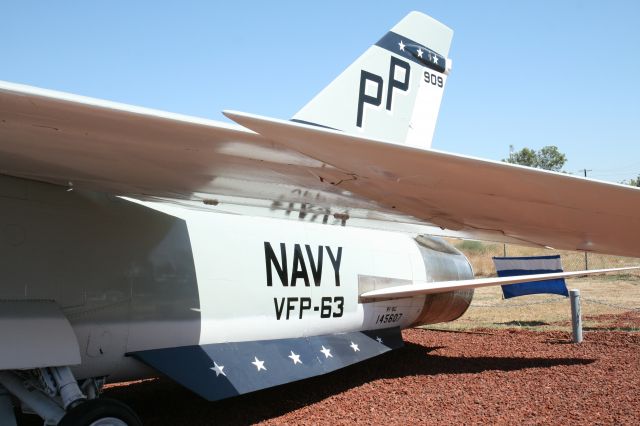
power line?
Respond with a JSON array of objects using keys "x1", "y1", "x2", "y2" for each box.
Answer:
[{"x1": 586, "y1": 161, "x2": 640, "y2": 173}]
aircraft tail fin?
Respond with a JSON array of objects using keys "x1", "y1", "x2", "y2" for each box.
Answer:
[{"x1": 292, "y1": 11, "x2": 453, "y2": 148}]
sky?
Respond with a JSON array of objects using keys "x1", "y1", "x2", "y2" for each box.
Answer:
[{"x1": 2, "y1": 1, "x2": 639, "y2": 183}]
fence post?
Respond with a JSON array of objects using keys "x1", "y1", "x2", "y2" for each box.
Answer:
[{"x1": 570, "y1": 289, "x2": 582, "y2": 343}]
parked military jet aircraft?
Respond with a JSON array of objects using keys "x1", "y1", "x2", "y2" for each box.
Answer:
[{"x1": 1, "y1": 11, "x2": 639, "y2": 425}]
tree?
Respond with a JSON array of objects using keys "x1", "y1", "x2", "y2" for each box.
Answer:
[
  {"x1": 503, "y1": 145, "x2": 567, "y2": 172},
  {"x1": 624, "y1": 175, "x2": 640, "y2": 187}
]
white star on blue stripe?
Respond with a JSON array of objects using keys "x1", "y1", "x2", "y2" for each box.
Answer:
[
  {"x1": 211, "y1": 361, "x2": 226, "y2": 377},
  {"x1": 251, "y1": 356, "x2": 266, "y2": 371},
  {"x1": 288, "y1": 350, "x2": 302, "y2": 365},
  {"x1": 320, "y1": 346, "x2": 333, "y2": 358}
]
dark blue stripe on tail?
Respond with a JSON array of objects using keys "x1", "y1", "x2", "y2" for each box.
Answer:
[{"x1": 375, "y1": 31, "x2": 446, "y2": 73}]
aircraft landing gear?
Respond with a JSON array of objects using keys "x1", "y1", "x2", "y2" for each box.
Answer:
[
  {"x1": 58, "y1": 398, "x2": 141, "y2": 426},
  {"x1": 0, "y1": 367, "x2": 141, "y2": 425}
]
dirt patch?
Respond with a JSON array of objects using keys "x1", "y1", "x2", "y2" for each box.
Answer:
[
  {"x1": 15, "y1": 319, "x2": 637, "y2": 425},
  {"x1": 586, "y1": 311, "x2": 640, "y2": 329},
  {"x1": 554, "y1": 310, "x2": 640, "y2": 331},
  {"x1": 430, "y1": 276, "x2": 640, "y2": 332}
]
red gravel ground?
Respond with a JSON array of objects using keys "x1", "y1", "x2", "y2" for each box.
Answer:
[{"x1": 16, "y1": 315, "x2": 640, "y2": 425}]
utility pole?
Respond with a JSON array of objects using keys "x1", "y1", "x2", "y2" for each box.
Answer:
[
  {"x1": 580, "y1": 169, "x2": 592, "y2": 269},
  {"x1": 580, "y1": 169, "x2": 592, "y2": 178}
]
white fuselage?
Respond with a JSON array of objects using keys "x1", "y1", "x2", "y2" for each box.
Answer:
[{"x1": 0, "y1": 175, "x2": 471, "y2": 382}]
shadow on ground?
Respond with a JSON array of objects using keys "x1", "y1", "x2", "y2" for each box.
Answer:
[
  {"x1": 495, "y1": 320, "x2": 549, "y2": 327},
  {"x1": 15, "y1": 340, "x2": 595, "y2": 425}
]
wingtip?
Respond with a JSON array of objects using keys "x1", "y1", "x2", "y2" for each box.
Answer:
[
  {"x1": 221, "y1": 110, "x2": 242, "y2": 121},
  {"x1": 222, "y1": 110, "x2": 263, "y2": 129}
]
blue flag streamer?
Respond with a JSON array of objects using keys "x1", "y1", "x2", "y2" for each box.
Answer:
[{"x1": 492, "y1": 255, "x2": 569, "y2": 299}]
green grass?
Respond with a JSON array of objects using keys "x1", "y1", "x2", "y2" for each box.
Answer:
[
  {"x1": 421, "y1": 240, "x2": 640, "y2": 332},
  {"x1": 423, "y1": 275, "x2": 640, "y2": 333}
]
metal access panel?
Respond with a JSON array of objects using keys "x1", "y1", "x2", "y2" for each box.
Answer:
[{"x1": 0, "y1": 301, "x2": 81, "y2": 369}]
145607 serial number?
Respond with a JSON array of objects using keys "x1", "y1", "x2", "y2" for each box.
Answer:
[{"x1": 375, "y1": 312, "x2": 403, "y2": 325}]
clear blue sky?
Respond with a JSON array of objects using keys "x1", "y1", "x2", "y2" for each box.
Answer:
[{"x1": 3, "y1": 1, "x2": 639, "y2": 182}]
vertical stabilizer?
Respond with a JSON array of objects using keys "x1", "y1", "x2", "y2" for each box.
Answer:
[{"x1": 292, "y1": 12, "x2": 453, "y2": 148}]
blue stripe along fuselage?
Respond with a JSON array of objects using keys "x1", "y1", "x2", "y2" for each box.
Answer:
[{"x1": 128, "y1": 327, "x2": 403, "y2": 401}]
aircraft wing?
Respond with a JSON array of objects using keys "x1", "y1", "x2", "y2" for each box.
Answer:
[
  {"x1": 359, "y1": 266, "x2": 640, "y2": 300},
  {"x1": 0, "y1": 81, "x2": 452, "y2": 231},
  {"x1": 225, "y1": 111, "x2": 640, "y2": 259},
  {"x1": 2, "y1": 81, "x2": 640, "y2": 257},
  {"x1": 0, "y1": 81, "x2": 344, "y2": 204}
]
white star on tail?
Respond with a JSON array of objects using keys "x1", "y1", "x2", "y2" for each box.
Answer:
[
  {"x1": 375, "y1": 337, "x2": 383, "y2": 344},
  {"x1": 251, "y1": 356, "x2": 266, "y2": 371},
  {"x1": 320, "y1": 346, "x2": 333, "y2": 358},
  {"x1": 350, "y1": 341, "x2": 360, "y2": 352},
  {"x1": 211, "y1": 361, "x2": 226, "y2": 377},
  {"x1": 416, "y1": 47, "x2": 423, "y2": 58},
  {"x1": 398, "y1": 40, "x2": 405, "y2": 51},
  {"x1": 432, "y1": 54, "x2": 439, "y2": 64},
  {"x1": 288, "y1": 351, "x2": 302, "y2": 365}
]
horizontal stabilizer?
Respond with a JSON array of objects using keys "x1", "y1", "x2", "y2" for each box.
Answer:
[
  {"x1": 359, "y1": 266, "x2": 640, "y2": 300},
  {"x1": 129, "y1": 328, "x2": 402, "y2": 401}
]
